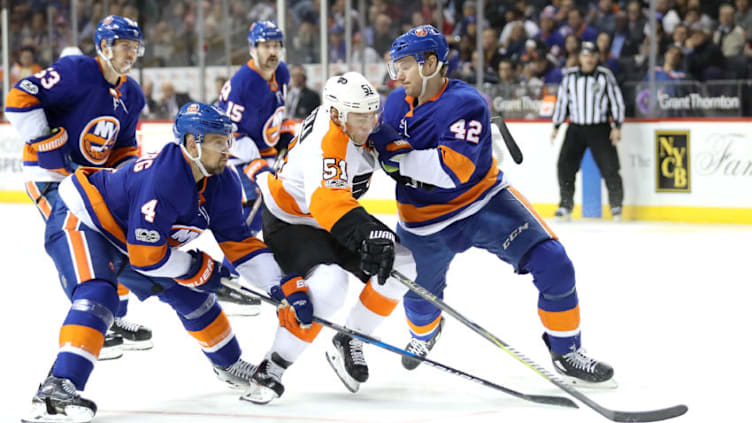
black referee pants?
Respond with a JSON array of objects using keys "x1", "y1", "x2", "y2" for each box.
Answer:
[{"x1": 557, "y1": 123, "x2": 623, "y2": 210}]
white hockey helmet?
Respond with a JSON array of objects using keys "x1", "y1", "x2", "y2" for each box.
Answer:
[{"x1": 322, "y1": 72, "x2": 380, "y2": 123}]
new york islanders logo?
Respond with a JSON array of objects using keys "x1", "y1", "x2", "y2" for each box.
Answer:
[
  {"x1": 414, "y1": 27, "x2": 428, "y2": 37},
  {"x1": 79, "y1": 116, "x2": 121, "y2": 165},
  {"x1": 262, "y1": 106, "x2": 286, "y2": 147}
]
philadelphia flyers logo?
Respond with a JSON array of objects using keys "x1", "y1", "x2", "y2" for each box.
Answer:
[
  {"x1": 262, "y1": 106, "x2": 286, "y2": 147},
  {"x1": 79, "y1": 116, "x2": 121, "y2": 165}
]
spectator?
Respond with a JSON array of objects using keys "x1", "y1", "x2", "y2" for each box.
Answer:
[
  {"x1": 589, "y1": 0, "x2": 618, "y2": 35},
  {"x1": 645, "y1": 46, "x2": 687, "y2": 82},
  {"x1": 481, "y1": 28, "x2": 504, "y2": 72},
  {"x1": 370, "y1": 13, "x2": 395, "y2": 56},
  {"x1": 560, "y1": 8, "x2": 598, "y2": 43},
  {"x1": 656, "y1": 0, "x2": 681, "y2": 34},
  {"x1": 555, "y1": 0, "x2": 576, "y2": 27},
  {"x1": 596, "y1": 32, "x2": 621, "y2": 76},
  {"x1": 497, "y1": 58, "x2": 520, "y2": 85},
  {"x1": 329, "y1": 24, "x2": 347, "y2": 63},
  {"x1": 611, "y1": 11, "x2": 640, "y2": 58},
  {"x1": 287, "y1": 20, "x2": 320, "y2": 64},
  {"x1": 10, "y1": 46, "x2": 42, "y2": 86},
  {"x1": 686, "y1": 29, "x2": 726, "y2": 80},
  {"x1": 671, "y1": 24, "x2": 691, "y2": 54},
  {"x1": 562, "y1": 33, "x2": 582, "y2": 67},
  {"x1": 505, "y1": 22, "x2": 529, "y2": 62},
  {"x1": 351, "y1": 33, "x2": 382, "y2": 64},
  {"x1": 537, "y1": 5, "x2": 565, "y2": 57},
  {"x1": 286, "y1": 64, "x2": 321, "y2": 120},
  {"x1": 736, "y1": 0, "x2": 752, "y2": 37},
  {"x1": 683, "y1": 1, "x2": 714, "y2": 32},
  {"x1": 155, "y1": 81, "x2": 193, "y2": 119},
  {"x1": 626, "y1": 1, "x2": 647, "y2": 47},
  {"x1": 532, "y1": 48, "x2": 563, "y2": 84},
  {"x1": 140, "y1": 80, "x2": 159, "y2": 120},
  {"x1": 210, "y1": 76, "x2": 227, "y2": 105},
  {"x1": 500, "y1": 8, "x2": 540, "y2": 46},
  {"x1": 714, "y1": 4, "x2": 746, "y2": 58}
]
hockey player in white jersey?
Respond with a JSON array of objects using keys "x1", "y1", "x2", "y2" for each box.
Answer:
[{"x1": 241, "y1": 72, "x2": 416, "y2": 403}]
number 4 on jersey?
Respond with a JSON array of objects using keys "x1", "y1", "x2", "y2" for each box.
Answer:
[
  {"x1": 141, "y1": 199, "x2": 158, "y2": 223},
  {"x1": 449, "y1": 119, "x2": 482, "y2": 143}
]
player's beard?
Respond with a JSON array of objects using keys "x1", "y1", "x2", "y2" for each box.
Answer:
[
  {"x1": 261, "y1": 56, "x2": 279, "y2": 71},
  {"x1": 205, "y1": 157, "x2": 228, "y2": 175}
]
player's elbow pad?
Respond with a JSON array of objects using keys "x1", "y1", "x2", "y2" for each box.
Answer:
[{"x1": 28, "y1": 127, "x2": 71, "y2": 170}]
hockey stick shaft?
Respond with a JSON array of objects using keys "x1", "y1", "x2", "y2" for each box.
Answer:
[
  {"x1": 245, "y1": 147, "x2": 288, "y2": 226},
  {"x1": 390, "y1": 270, "x2": 688, "y2": 422},
  {"x1": 220, "y1": 277, "x2": 577, "y2": 409},
  {"x1": 491, "y1": 116, "x2": 523, "y2": 164}
]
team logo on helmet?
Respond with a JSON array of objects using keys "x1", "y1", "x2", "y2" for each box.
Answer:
[
  {"x1": 186, "y1": 104, "x2": 200, "y2": 114},
  {"x1": 103, "y1": 16, "x2": 114, "y2": 25},
  {"x1": 79, "y1": 116, "x2": 121, "y2": 165},
  {"x1": 414, "y1": 27, "x2": 428, "y2": 37}
]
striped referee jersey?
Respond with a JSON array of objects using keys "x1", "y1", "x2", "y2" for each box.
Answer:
[{"x1": 552, "y1": 66, "x2": 625, "y2": 128}]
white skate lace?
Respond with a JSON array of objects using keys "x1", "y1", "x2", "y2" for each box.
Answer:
[
  {"x1": 227, "y1": 359, "x2": 256, "y2": 379},
  {"x1": 114, "y1": 318, "x2": 142, "y2": 332},
  {"x1": 406, "y1": 338, "x2": 429, "y2": 357},
  {"x1": 348, "y1": 338, "x2": 367, "y2": 366},
  {"x1": 563, "y1": 348, "x2": 597, "y2": 373}
]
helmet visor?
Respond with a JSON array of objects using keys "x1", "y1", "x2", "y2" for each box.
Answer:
[{"x1": 386, "y1": 57, "x2": 414, "y2": 80}]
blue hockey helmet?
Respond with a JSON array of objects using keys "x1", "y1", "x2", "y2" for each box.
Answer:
[
  {"x1": 173, "y1": 102, "x2": 234, "y2": 146},
  {"x1": 95, "y1": 15, "x2": 145, "y2": 57},
  {"x1": 387, "y1": 25, "x2": 448, "y2": 79},
  {"x1": 248, "y1": 20, "x2": 284, "y2": 47}
]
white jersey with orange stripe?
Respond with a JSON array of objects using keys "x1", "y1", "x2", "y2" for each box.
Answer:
[{"x1": 257, "y1": 106, "x2": 378, "y2": 232}]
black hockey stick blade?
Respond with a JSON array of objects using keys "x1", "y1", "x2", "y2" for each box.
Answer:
[
  {"x1": 498, "y1": 117, "x2": 523, "y2": 164},
  {"x1": 390, "y1": 270, "x2": 688, "y2": 422},
  {"x1": 220, "y1": 277, "x2": 577, "y2": 409},
  {"x1": 604, "y1": 404, "x2": 688, "y2": 423}
]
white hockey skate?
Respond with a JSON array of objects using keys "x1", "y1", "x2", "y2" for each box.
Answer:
[
  {"x1": 241, "y1": 353, "x2": 289, "y2": 404},
  {"x1": 21, "y1": 376, "x2": 96, "y2": 423},
  {"x1": 213, "y1": 358, "x2": 257, "y2": 390}
]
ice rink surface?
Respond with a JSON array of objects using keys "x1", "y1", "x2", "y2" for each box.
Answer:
[{"x1": 2, "y1": 202, "x2": 749, "y2": 423}]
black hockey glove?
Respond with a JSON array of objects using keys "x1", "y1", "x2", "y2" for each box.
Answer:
[
  {"x1": 360, "y1": 229, "x2": 395, "y2": 285},
  {"x1": 331, "y1": 207, "x2": 398, "y2": 285}
]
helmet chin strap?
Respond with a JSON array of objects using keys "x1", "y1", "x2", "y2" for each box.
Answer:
[
  {"x1": 417, "y1": 61, "x2": 443, "y2": 100},
  {"x1": 98, "y1": 45, "x2": 130, "y2": 77},
  {"x1": 179, "y1": 141, "x2": 211, "y2": 177}
]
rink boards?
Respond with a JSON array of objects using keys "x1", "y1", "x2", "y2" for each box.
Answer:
[{"x1": 1, "y1": 119, "x2": 750, "y2": 224}]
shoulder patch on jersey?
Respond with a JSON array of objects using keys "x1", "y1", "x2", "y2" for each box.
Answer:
[
  {"x1": 135, "y1": 228, "x2": 160, "y2": 243},
  {"x1": 19, "y1": 80, "x2": 39, "y2": 95}
]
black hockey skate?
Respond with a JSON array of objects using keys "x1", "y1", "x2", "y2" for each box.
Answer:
[
  {"x1": 215, "y1": 284, "x2": 261, "y2": 316},
  {"x1": 110, "y1": 317, "x2": 153, "y2": 350},
  {"x1": 543, "y1": 334, "x2": 617, "y2": 388},
  {"x1": 402, "y1": 317, "x2": 445, "y2": 370},
  {"x1": 213, "y1": 358, "x2": 257, "y2": 390},
  {"x1": 98, "y1": 331, "x2": 123, "y2": 361},
  {"x1": 21, "y1": 376, "x2": 97, "y2": 423},
  {"x1": 325, "y1": 332, "x2": 368, "y2": 393},
  {"x1": 241, "y1": 353, "x2": 290, "y2": 404}
]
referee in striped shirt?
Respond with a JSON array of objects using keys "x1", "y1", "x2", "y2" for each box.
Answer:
[{"x1": 551, "y1": 41, "x2": 625, "y2": 220}]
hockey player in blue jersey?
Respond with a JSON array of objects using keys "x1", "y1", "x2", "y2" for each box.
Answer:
[
  {"x1": 21, "y1": 103, "x2": 299, "y2": 423},
  {"x1": 5, "y1": 15, "x2": 151, "y2": 358},
  {"x1": 373, "y1": 25, "x2": 615, "y2": 386},
  {"x1": 217, "y1": 20, "x2": 295, "y2": 234}
]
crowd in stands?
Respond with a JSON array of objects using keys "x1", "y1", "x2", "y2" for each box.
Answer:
[{"x1": 4, "y1": 0, "x2": 752, "y2": 117}]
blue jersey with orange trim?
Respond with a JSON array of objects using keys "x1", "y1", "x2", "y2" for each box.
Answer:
[
  {"x1": 217, "y1": 60, "x2": 289, "y2": 159},
  {"x1": 58, "y1": 142, "x2": 268, "y2": 279},
  {"x1": 381, "y1": 79, "x2": 506, "y2": 234},
  {"x1": 6, "y1": 56, "x2": 145, "y2": 181}
]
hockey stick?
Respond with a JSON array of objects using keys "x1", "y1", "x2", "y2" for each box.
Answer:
[
  {"x1": 220, "y1": 277, "x2": 577, "y2": 409},
  {"x1": 491, "y1": 116, "x2": 523, "y2": 164},
  {"x1": 390, "y1": 270, "x2": 688, "y2": 423},
  {"x1": 245, "y1": 147, "x2": 288, "y2": 226}
]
